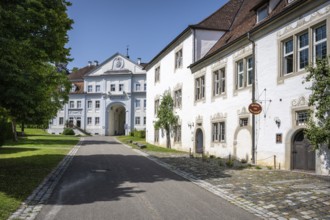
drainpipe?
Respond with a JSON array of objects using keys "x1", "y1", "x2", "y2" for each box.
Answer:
[{"x1": 247, "y1": 32, "x2": 256, "y2": 164}]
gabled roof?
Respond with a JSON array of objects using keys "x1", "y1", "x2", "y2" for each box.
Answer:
[
  {"x1": 144, "y1": 0, "x2": 243, "y2": 70},
  {"x1": 68, "y1": 65, "x2": 96, "y2": 81}
]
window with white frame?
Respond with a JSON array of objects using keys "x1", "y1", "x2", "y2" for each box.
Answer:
[
  {"x1": 155, "y1": 66, "x2": 160, "y2": 83},
  {"x1": 195, "y1": 76, "x2": 205, "y2": 101},
  {"x1": 87, "y1": 100, "x2": 92, "y2": 109},
  {"x1": 174, "y1": 89, "x2": 182, "y2": 108},
  {"x1": 212, "y1": 122, "x2": 225, "y2": 142},
  {"x1": 144, "y1": 83, "x2": 147, "y2": 91},
  {"x1": 59, "y1": 117, "x2": 64, "y2": 125},
  {"x1": 95, "y1": 117, "x2": 100, "y2": 125},
  {"x1": 69, "y1": 101, "x2": 74, "y2": 108},
  {"x1": 87, "y1": 117, "x2": 92, "y2": 125},
  {"x1": 154, "y1": 99, "x2": 159, "y2": 115},
  {"x1": 213, "y1": 68, "x2": 226, "y2": 96},
  {"x1": 135, "y1": 83, "x2": 141, "y2": 91},
  {"x1": 236, "y1": 57, "x2": 253, "y2": 89},
  {"x1": 175, "y1": 49, "x2": 183, "y2": 69},
  {"x1": 280, "y1": 23, "x2": 328, "y2": 76},
  {"x1": 135, "y1": 99, "x2": 141, "y2": 108},
  {"x1": 257, "y1": 5, "x2": 268, "y2": 23},
  {"x1": 95, "y1": 100, "x2": 100, "y2": 109},
  {"x1": 296, "y1": 110, "x2": 309, "y2": 126},
  {"x1": 110, "y1": 84, "x2": 116, "y2": 92},
  {"x1": 95, "y1": 85, "x2": 101, "y2": 92},
  {"x1": 144, "y1": 99, "x2": 146, "y2": 108},
  {"x1": 119, "y1": 84, "x2": 124, "y2": 91},
  {"x1": 143, "y1": 117, "x2": 146, "y2": 125},
  {"x1": 77, "y1": 101, "x2": 81, "y2": 108},
  {"x1": 174, "y1": 125, "x2": 181, "y2": 143},
  {"x1": 87, "y1": 85, "x2": 93, "y2": 93},
  {"x1": 135, "y1": 117, "x2": 140, "y2": 125}
]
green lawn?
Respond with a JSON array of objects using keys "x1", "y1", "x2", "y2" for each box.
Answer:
[
  {"x1": 0, "y1": 128, "x2": 79, "y2": 220},
  {"x1": 116, "y1": 135, "x2": 184, "y2": 153}
]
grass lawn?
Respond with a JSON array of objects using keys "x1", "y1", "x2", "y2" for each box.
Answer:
[
  {"x1": 116, "y1": 135, "x2": 184, "y2": 153},
  {"x1": 0, "y1": 128, "x2": 79, "y2": 220}
]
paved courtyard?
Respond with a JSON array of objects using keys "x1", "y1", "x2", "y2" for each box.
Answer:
[{"x1": 144, "y1": 150, "x2": 330, "y2": 220}]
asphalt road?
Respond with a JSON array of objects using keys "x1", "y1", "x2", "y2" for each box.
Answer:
[{"x1": 36, "y1": 136, "x2": 257, "y2": 220}]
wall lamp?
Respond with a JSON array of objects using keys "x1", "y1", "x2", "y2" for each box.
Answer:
[{"x1": 274, "y1": 117, "x2": 281, "y2": 128}]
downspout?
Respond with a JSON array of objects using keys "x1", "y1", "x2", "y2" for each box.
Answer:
[
  {"x1": 247, "y1": 32, "x2": 256, "y2": 164},
  {"x1": 130, "y1": 72, "x2": 134, "y2": 134}
]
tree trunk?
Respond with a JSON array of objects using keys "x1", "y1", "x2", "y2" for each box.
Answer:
[
  {"x1": 11, "y1": 119, "x2": 18, "y2": 142},
  {"x1": 21, "y1": 122, "x2": 25, "y2": 136},
  {"x1": 166, "y1": 129, "x2": 171, "y2": 149}
]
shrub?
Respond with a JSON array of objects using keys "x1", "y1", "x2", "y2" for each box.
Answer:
[
  {"x1": 62, "y1": 128, "x2": 75, "y2": 135},
  {"x1": 0, "y1": 120, "x2": 12, "y2": 146},
  {"x1": 134, "y1": 130, "x2": 145, "y2": 138},
  {"x1": 226, "y1": 159, "x2": 234, "y2": 167}
]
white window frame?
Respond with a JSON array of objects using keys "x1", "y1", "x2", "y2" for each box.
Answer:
[
  {"x1": 95, "y1": 85, "x2": 101, "y2": 92},
  {"x1": 213, "y1": 68, "x2": 226, "y2": 96},
  {"x1": 155, "y1": 66, "x2": 160, "y2": 83},
  {"x1": 135, "y1": 117, "x2": 140, "y2": 125},
  {"x1": 174, "y1": 89, "x2": 182, "y2": 108},
  {"x1": 69, "y1": 101, "x2": 74, "y2": 108},
  {"x1": 298, "y1": 32, "x2": 309, "y2": 71},
  {"x1": 174, "y1": 125, "x2": 181, "y2": 143},
  {"x1": 59, "y1": 117, "x2": 64, "y2": 125},
  {"x1": 95, "y1": 117, "x2": 100, "y2": 125},
  {"x1": 257, "y1": 5, "x2": 268, "y2": 23},
  {"x1": 314, "y1": 24, "x2": 327, "y2": 62},
  {"x1": 237, "y1": 60, "x2": 244, "y2": 89},
  {"x1": 175, "y1": 49, "x2": 183, "y2": 69},
  {"x1": 77, "y1": 101, "x2": 81, "y2": 108},
  {"x1": 87, "y1": 100, "x2": 92, "y2": 109},
  {"x1": 110, "y1": 84, "x2": 116, "y2": 92},
  {"x1": 195, "y1": 76, "x2": 205, "y2": 101},
  {"x1": 135, "y1": 99, "x2": 141, "y2": 108},
  {"x1": 87, "y1": 117, "x2": 92, "y2": 125},
  {"x1": 135, "y1": 83, "x2": 141, "y2": 91},
  {"x1": 119, "y1": 84, "x2": 124, "y2": 91},
  {"x1": 87, "y1": 85, "x2": 93, "y2": 93},
  {"x1": 212, "y1": 122, "x2": 225, "y2": 142},
  {"x1": 95, "y1": 100, "x2": 100, "y2": 109}
]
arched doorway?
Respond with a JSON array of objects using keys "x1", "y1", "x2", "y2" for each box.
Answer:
[
  {"x1": 107, "y1": 104, "x2": 126, "y2": 136},
  {"x1": 195, "y1": 128, "x2": 204, "y2": 154},
  {"x1": 292, "y1": 129, "x2": 315, "y2": 171}
]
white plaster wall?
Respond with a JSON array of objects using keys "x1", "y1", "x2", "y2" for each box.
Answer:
[{"x1": 195, "y1": 30, "x2": 224, "y2": 61}]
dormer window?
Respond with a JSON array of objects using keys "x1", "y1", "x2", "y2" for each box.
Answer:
[{"x1": 257, "y1": 5, "x2": 268, "y2": 23}]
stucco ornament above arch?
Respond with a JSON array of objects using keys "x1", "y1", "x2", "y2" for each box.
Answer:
[
  {"x1": 210, "y1": 112, "x2": 227, "y2": 121},
  {"x1": 238, "y1": 107, "x2": 249, "y2": 116},
  {"x1": 291, "y1": 96, "x2": 309, "y2": 108},
  {"x1": 277, "y1": 5, "x2": 330, "y2": 38},
  {"x1": 195, "y1": 115, "x2": 203, "y2": 126}
]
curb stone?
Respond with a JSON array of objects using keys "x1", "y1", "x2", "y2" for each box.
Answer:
[{"x1": 8, "y1": 138, "x2": 84, "y2": 220}]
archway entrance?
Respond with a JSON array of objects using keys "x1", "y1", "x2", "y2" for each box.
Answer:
[
  {"x1": 108, "y1": 104, "x2": 126, "y2": 136},
  {"x1": 292, "y1": 129, "x2": 315, "y2": 171},
  {"x1": 195, "y1": 128, "x2": 203, "y2": 154}
]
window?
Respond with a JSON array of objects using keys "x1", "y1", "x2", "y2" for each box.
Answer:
[
  {"x1": 283, "y1": 39, "x2": 294, "y2": 74},
  {"x1": 95, "y1": 100, "x2": 100, "y2": 109},
  {"x1": 247, "y1": 57, "x2": 253, "y2": 85},
  {"x1": 87, "y1": 117, "x2": 92, "y2": 125},
  {"x1": 144, "y1": 99, "x2": 146, "y2": 108},
  {"x1": 239, "y1": 118, "x2": 249, "y2": 127},
  {"x1": 110, "y1": 84, "x2": 116, "y2": 92},
  {"x1": 175, "y1": 49, "x2": 183, "y2": 69},
  {"x1": 314, "y1": 24, "x2": 327, "y2": 61},
  {"x1": 144, "y1": 83, "x2": 147, "y2": 91},
  {"x1": 154, "y1": 99, "x2": 159, "y2": 115},
  {"x1": 155, "y1": 66, "x2": 160, "y2": 83},
  {"x1": 154, "y1": 129, "x2": 159, "y2": 143},
  {"x1": 136, "y1": 83, "x2": 141, "y2": 91},
  {"x1": 213, "y1": 68, "x2": 226, "y2": 96},
  {"x1": 71, "y1": 85, "x2": 76, "y2": 92},
  {"x1": 195, "y1": 76, "x2": 205, "y2": 101},
  {"x1": 257, "y1": 5, "x2": 268, "y2": 23},
  {"x1": 95, "y1": 117, "x2": 100, "y2": 125},
  {"x1": 143, "y1": 117, "x2": 146, "y2": 125},
  {"x1": 135, "y1": 117, "x2": 140, "y2": 125},
  {"x1": 174, "y1": 89, "x2": 182, "y2": 108},
  {"x1": 296, "y1": 110, "x2": 308, "y2": 126},
  {"x1": 237, "y1": 60, "x2": 244, "y2": 88},
  {"x1": 95, "y1": 85, "x2": 101, "y2": 92},
  {"x1": 69, "y1": 101, "x2": 74, "y2": 108},
  {"x1": 212, "y1": 122, "x2": 225, "y2": 142},
  {"x1": 280, "y1": 23, "x2": 327, "y2": 76},
  {"x1": 77, "y1": 101, "x2": 81, "y2": 108},
  {"x1": 59, "y1": 117, "x2": 64, "y2": 125},
  {"x1": 119, "y1": 84, "x2": 124, "y2": 91},
  {"x1": 87, "y1": 85, "x2": 93, "y2": 92},
  {"x1": 276, "y1": 133, "x2": 282, "y2": 144},
  {"x1": 174, "y1": 125, "x2": 181, "y2": 143},
  {"x1": 87, "y1": 101, "x2": 92, "y2": 109},
  {"x1": 135, "y1": 99, "x2": 141, "y2": 108},
  {"x1": 236, "y1": 57, "x2": 253, "y2": 89}
]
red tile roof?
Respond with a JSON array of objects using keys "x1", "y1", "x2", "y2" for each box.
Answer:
[
  {"x1": 68, "y1": 65, "x2": 96, "y2": 81},
  {"x1": 70, "y1": 82, "x2": 84, "y2": 94}
]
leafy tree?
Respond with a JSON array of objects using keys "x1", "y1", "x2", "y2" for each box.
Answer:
[
  {"x1": 304, "y1": 57, "x2": 330, "y2": 149},
  {"x1": 0, "y1": 0, "x2": 73, "y2": 141},
  {"x1": 154, "y1": 91, "x2": 178, "y2": 148}
]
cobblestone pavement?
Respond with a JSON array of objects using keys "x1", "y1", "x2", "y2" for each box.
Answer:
[{"x1": 144, "y1": 151, "x2": 330, "y2": 220}]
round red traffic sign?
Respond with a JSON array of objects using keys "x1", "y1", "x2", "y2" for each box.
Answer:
[{"x1": 248, "y1": 102, "x2": 262, "y2": 115}]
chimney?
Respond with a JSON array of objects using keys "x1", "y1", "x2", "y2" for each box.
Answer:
[
  {"x1": 137, "y1": 58, "x2": 141, "y2": 65},
  {"x1": 88, "y1": 61, "x2": 92, "y2": 67},
  {"x1": 94, "y1": 60, "x2": 99, "y2": 66}
]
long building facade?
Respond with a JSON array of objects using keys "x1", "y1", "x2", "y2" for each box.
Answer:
[
  {"x1": 145, "y1": 0, "x2": 330, "y2": 175},
  {"x1": 48, "y1": 53, "x2": 147, "y2": 136}
]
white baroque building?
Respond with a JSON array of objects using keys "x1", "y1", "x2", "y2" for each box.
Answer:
[
  {"x1": 145, "y1": 0, "x2": 330, "y2": 175},
  {"x1": 48, "y1": 53, "x2": 147, "y2": 136}
]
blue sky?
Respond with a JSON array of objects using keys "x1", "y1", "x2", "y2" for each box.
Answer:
[{"x1": 66, "y1": 0, "x2": 228, "y2": 69}]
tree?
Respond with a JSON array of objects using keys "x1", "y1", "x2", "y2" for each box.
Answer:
[
  {"x1": 154, "y1": 91, "x2": 178, "y2": 148},
  {"x1": 304, "y1": 57, "x2": 330, "y2": 149},
  {"x1": 0, "y1": 1, "x2": 73, "y2": 141}
]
